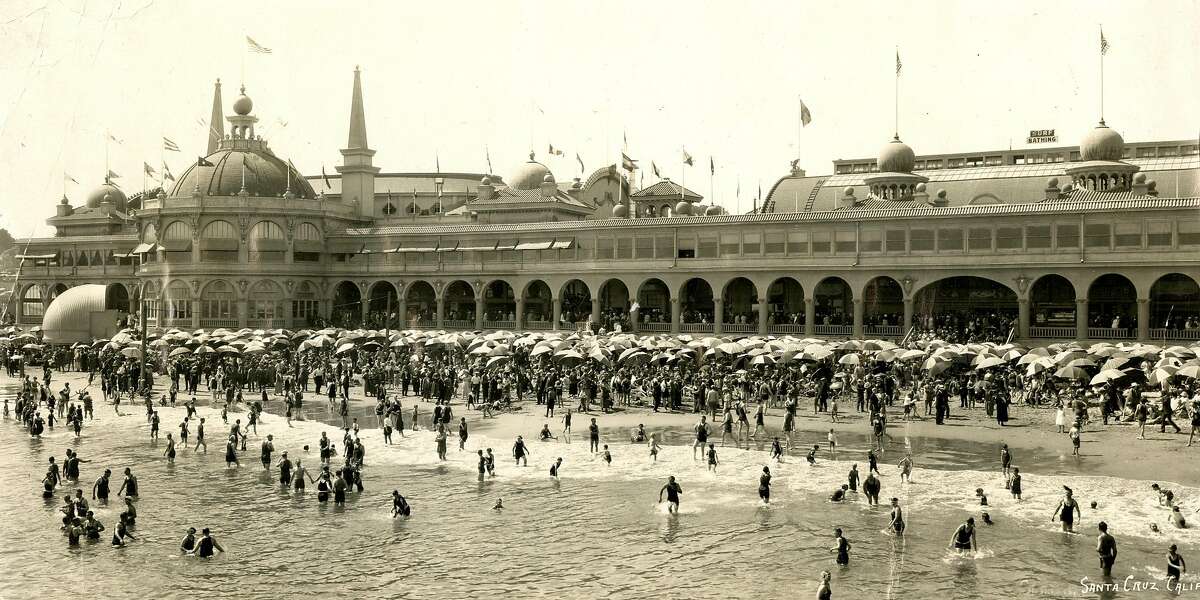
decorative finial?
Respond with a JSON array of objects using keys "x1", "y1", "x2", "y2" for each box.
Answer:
[
  {"x1": 529, "y1": 151, "x2": 535, "y2": 161},
  {"x1": 1098, "y1": 119, "x2": 1106, "y2": 127},
  {"x1": 240, "y1": 85, "x2": 246, "y2": 94}
]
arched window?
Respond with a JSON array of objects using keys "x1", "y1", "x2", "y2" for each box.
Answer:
[
  {"x1": 382, "y1": 203, "x2": 398, "y2": 215},
  {"x1": 293, "y1": 222, "x2": 322, "y2": 262},
  {"x1": 21, "y1": 285, "x2": 43, "y2": 319},
  {"x1": 165, "y1": 281, "x2": 192, "y2": 321},
  {"x1": 200, "y1": 280, "x2": 235, "y2": 321},
  {"x1": 249, "y1": 280, "x2": 284, "y2": 323},
  {"x1": 248, "y1": 221, "x2": 286, "y2": 263},
  {"x1": 200, "y1": 220, "x2": 238, "y2": 262},
  {"x1": 292, "y1": 282, "x2": 321, "y2": 325}
]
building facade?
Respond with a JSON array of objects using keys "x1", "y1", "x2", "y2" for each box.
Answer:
[{"x1": 14, "y1": 68, "x2": 1200, "y2": 344}]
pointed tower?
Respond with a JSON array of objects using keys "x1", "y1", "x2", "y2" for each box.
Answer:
[
  {"x1": 207, "y1": 79, "x2": 225, "y2": 156},
  {"x1": 337, "y1": 66, "x2": 379, "y2": 217}
]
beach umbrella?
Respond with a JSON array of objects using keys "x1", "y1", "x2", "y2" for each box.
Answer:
[
  {"x1": 555, "y1": 349, "x2": 584, "y2": 366},
  {"x1": 1065, "y1": 358, "x2": 1097, "y2": 369},
  {"x1": 169, "y1": 347, "x2": 192, "y2": 357},
  {"x1": 469, "y1": 344, "x2": 493, "y2": 355},
  {"x1": 838, "y1": 353, "x2": 861, "y2": 366},
  {"x1": 1178, "y1": 365, "x2": 1200, "y2": 380},
  {"x1": 899, "y1": 349, "x2": 926, "y2": 361},
  {"x1": 243, "y1": 344, "x2": 268, "y2": 354},
  {"x1": 485, "y1": 355, "x2": 510, "y2": 370},
  {"x1": 718, "y1": 342, "x2": 742, "y2": 354},
  {"x1": 1016, "y1": 353, "x2": 1043, "y2": 366},
  {"x1": 1054, "y1": 365, "x2": 1090, "y2": 380},
  {"x1": 1001, "y1": 349, "x2": 1023, "y2": 361},
  {"x1": 974, "y1": 356, "x2": 1006, "y2": 370},
  {"x1": 530, "y1": 345, "x2": 554, "y2": 357},
  {"x1": 120, "y1": 347, "x2": 142, "y2": 358},
  {"x1": 489, "y1": 344, "x2": 511, "y2": 357},
  {"x1": 193, "y1": 345, "x2": 214, "y2": 355},
  {"x1": 1103, "y1": 357, "x2": 1134, "y2": 371},
  {"x1": 216, "y1": 345, "x2": 240, "y2": 355},
  {"x1": 1165, "y1": 346, "x2": 1197, "y2": 359},
  {"x1": 750, "y1": 354, "x2": 775, "y2": 366},
  {"x1": 1089, "y1": 369, "x2": 1127, "y2": 385},
  {"x1": 1025, "y1": 357, "x2": 1055, "y2": 376}
]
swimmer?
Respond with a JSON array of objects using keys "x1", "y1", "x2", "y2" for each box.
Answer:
[
  {"x1": 1171, "y1": 506, "x2": 1188, "y2": 528},
  {"x1": 164, "y1": 433, "x2": 176, "y2": 463},
  {"x1": 539, "y1": 424, "x2": 556, "y2": 441},
  {"x1": 888, "y1": 497, "x2": 905, "y2": 535},
  {"x1": 116, "y1": 468, "x2": 138, "y2": 498},
  {"x1": 493, "y1": 498, "x2": 504, "y2": 510},
  {"x1": 847, "y1": 464, "x2": 860, "y2": 493},
  {"x1": 1151, "y1": 483, "x2": 1175, "y2": 507},
  {"x1": 180, "y1": 527, "x2": 197, "y2": 554},
  {"x1": 827, "y1": 429, "x2": 838, "y2": 459},
  {"x1": 602, "y1": 445, "x2": 612, "y2": 466},
  {"x1": 658, "y1": 476, "x2": 683, "y2": 513},
  {"x1": 631, "y1": 424, "x2": 646, "y2": 444},
  {"x1": 92, "y1": 469, "x2": 111, "y2": 503},
  {"x1": 830, "y1": 484, "x2": 849, "y2": 502},
  {"x1": 706, "y1": 443, "x2": 718, "y2": 473},
  {"x1": 485, "y1": 449, "x2": 496, "y2": 476},
  {"x1": 550, "y1": 457, "x2": 562, "y2": 478},
  {"x1": 392, "y1": 490, "x2": 411, "y2": 517},
  {"x1": 863, "y1": 472, "x2": 881, "y2": 506},
  {"x1": 693, "y1": 416, "x2": 710, "y2": 459},
  {"x1": 197, "y1": 528, "x2": 224, "y2": 558},
  {"x1": 982, "y1": 511, "x2": 994, "y2": 525},
  {"x1": 758, "y1": 466, "x2": 772, "y2": 503},
  {"x1": 513, "y1": 436, "x2": 530, "y2": 466},
  {"x1": 807, "y1": 445, "x2": 819, "y2": 465},
  {"x1": 1051, "y1": 486, "x2": 1082, "y2": 533},
  {"x1": 459, "y1": 418, "x2": 468, "y2": 450},
  {"x1": 1097, "y1": 522, "x2": 1117, "y2": 577},
  {"x1": 817, "y1": 570, "x2": 832, "y2": 600},
  {"x1": 1000, "y1": 443, "x2": 1011, "y2": 477},
  {"x1": 1009, "y1": 467, "x2": 1022, "y2": 501},
  {"x1": 1167, "y1": 544, "x2": 1187, "y2": 587},
  {"x1": 897, "y1": 454, "x2": 913, "y2": 483},
  {"x1": 830, "y1": 528, "x2": 851, "y2": 565},
  {"x1": 649, "y1": 433, "x2": 661, "y2": 461},
  {"x1": 771, "y1": 437, "x2": 784, "y2": 462},
  {"x1": 949, "y1": 517, "x2": 978, "y2": 554},
  {"x1": 260, "y1": 435, "x2": 274, "y2": 470},
  {"x1": 976, "y1": 488, "x2": 989, "y2": 506}
]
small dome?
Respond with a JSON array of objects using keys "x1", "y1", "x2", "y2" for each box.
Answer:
[
  {"x1": 480, "y1": 175, "x2": 492, "y2": 186},
  {"x1": 878, "y1": 137, "x2": 916, "y2": 173},
  {"x1": 507, "y1": 160, "x2": 553, "y2": 190},
  {"x1": 1134, "y1": 172, "x2": 1146, "y2": 184},
  {"x1": 936, "y1": 189, "x2": 947, "y2": 199},
  {"x1": 842, "y1": 186, "x2": 855, "y2": 197},
  {"x1": 43, "y1": 284, "x2": 112, "y2": 345},
  {"x1": 674, "y1": 201, "x2": 692, "y2": 216},
  {"x1": 704, "y1": 204, "x2": 724, "y2": 216},
  {"x1": 1047, "y1": 177, "x2": 1059, "y2": 188},
  {"x1": 233, "y1": 86, "x2": 253, "y2": 116},
  {"x1": 85, "y1": 183, "x2": 127, "y2": 211},
  {"x1": 542, "y1": 172, "x2": 555, "y2": 184},
  {"x1": 914, "y1": 182, "x2": 926, "y2": 192},
  {"x1": 612, "y1": 204, "x2": 628, "y2": 218},
  {"x1": 1080, "y1": 124, "x2": 1124, "y2": 161},
  {"x1": 1147, "y1": 180, "x2": 1157, "y2": 191},
  {"x1": 1062, "y1": 183, "x2": 1074, "y2": 193}
]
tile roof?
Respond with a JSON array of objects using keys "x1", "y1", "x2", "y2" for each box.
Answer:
[{"x1": 631, "y1": 180, "x2": 702, "y2": 200}]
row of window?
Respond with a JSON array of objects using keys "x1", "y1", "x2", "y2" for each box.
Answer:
[{"x1": 835, "y1": 144, "x2": 1200, "y2": 174}]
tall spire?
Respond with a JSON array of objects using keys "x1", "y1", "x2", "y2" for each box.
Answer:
[
  {"x1": 347, "y1": 66, "x2": 369, "y2": 150},
  {"x1": 207, "y1": 79, "x2": 224, "y2": 155}
]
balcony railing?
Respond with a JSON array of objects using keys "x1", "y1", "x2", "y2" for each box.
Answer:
[
  {"x1": 680, "y1": 322, "x2": 714, "y2": 333},
  {"x1": 1151, "y1": 328, "x2": 1200, "y2": 341},
  {"x1": 814, "y1": 324, "x2": 852, "y2": 337},
  {"x1": 639, "y1": 322, "x2": 670, "y2": 333},
  {"x1": 199, "y1": 318, "x2": 239, "y2": 328},
  {"x1": 444, "y1": 319, "x2": 474, "y2": 330},
  {"x1": 865, "y1": 325, "x2": 902, "y2": 337},
  {"x1": 1030, "y1": 326, "x2": 1076, "y2": 339},
  {"x1": 524, "y1": 320, "x2": 551, "y2": 330},
  {"x1": 722, "y1": 323, "x2": 757, "y2": 334},
  {"x1": 1088, "y1": 327, "x2": 1134, "y2": 340},
  {"x1": 245, "y1": 318, "x2": 285, "y2": 329},
  {"x1": 483, "y1": 320, "x2": 515, "y2": 330},
  {"x1": 768, "y1": 323, "x2": 805, "y2": 334}
]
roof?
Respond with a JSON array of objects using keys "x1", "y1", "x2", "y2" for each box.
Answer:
[
  {"x1": 631, "y1": 179, "x2": 702, "y2": 200},
  {"x1": 472, "y1": 187, "x2": 591, "y2": 208},
  {"x1": 332, "y1": 196, "x2": 1200, "y2": 236},
  {"x1": 171, "y1": 147, "x2": 317, "y2": 199},
  {"x1": 305, "y1": 172, "x2": 485, "y2": 197}
]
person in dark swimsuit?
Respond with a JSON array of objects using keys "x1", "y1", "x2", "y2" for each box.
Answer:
[
  {"x1": 1009, "y1": 467, "x2": 1022, "y2": 500},
  {"x1": 180, "y1": 527, "x2": 197, "y2": 554},
  {"x1": 889, "y1": 498, "x2": 905, "y2": 535},
  {"x1": 1167, "y1": 544, "x2": 1186, "y2": 587},
  {"x1": 197, "y1": 528, "x2": 224, "y2": 558},
  {"x1": 847, "y1": 464, "x2": 859, "y2": 492},
  {"x1": 1097, "y1": 521, "x2": 1117, "y2": 577},
  {"x1": 392, "y1": 490, "x2": 411, "y2": 517},
  {"x1": 831, "y1": 528, "x2": 851, "y2": 565},
  {"x1": 758, "y1": 467, "x2": 772, "y2": 503},
  {"x1": 117, "y1": 468, "x2": 138, "y2": 498},
  {"x1": 550, "y1": 457, "x2": 563, "y2": 478},
  {"x1": 1052, "y1": 486, "x2": 1081, "y2": 532},
  {"x1": 659, "y1": 476, "x2": 683, "y2": 513},
  {"x1": 949, "y1": 517, "x2": 977, "y2": 554}
]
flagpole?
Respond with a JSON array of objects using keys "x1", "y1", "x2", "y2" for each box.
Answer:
[
  {"x1": 1099, "y1": 27, "x2": 1105, "y2": 124},
  {"x1": 798, "y1": 94, "x2": 803, "y2": 168},
  {"x1": 894, "y1": 47, "x2": 899, "y2": 139}
]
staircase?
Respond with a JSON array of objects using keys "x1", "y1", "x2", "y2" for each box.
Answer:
[{"x1": 803, "y1": 177, "x2": 827, "y2": 212}]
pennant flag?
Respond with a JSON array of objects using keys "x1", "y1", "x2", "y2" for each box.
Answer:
[
  {"x1": 709, "y1": 156, "x2": 715, "y2": 176},
  {"x1": 197, "y1": 156, "x2": 214, "y2": 167},
  {"x1": 162, "y1": 163, "x2": 175, "y2": 182},
  {"x1": 1100, "y1": 27, "x2": 1110, "y2": 55},
  {"x1": 800, "y1": 99, "x2": 812, "y2": 126},
  {"x1": 163, "y1": 137, "x2": 180, "y2": 152},
  {"x1": 895, "y1": 49, "x2": 902, "y2": 75},
  {"x1": 64, "y1": 173, "x2": 79, "y2": 184},
  {"x1": 321, "y1": 165, "x2": 332, "y2": 189},
  {"x1": 651, "y1": 161, "x2": 660, "y2": 178},
  {"x1": 246, "y1": 36, "x2": 272, "y2": 54},
  {"x1": 575, "y1": 152, "x2": 585, "y2": 173},
  {"x1": 623, "y1": 131, "x2": 628, "y2": 150},
  {"x1": 548, "y1": 144, "x2": 563, "y2": 157},
  {"x1": 106, "y1": 169, "x2": 121, "y2": 180},
  {"x1": 485, "y1": 147, "x2": 493, "y2": 174},
  {"x1": 682, "y1": 149, "x2": 694, "y2": 167},
  {"x1": 143, "y1": 162, "x2": 157, "y2": 177},
  {"x1": 621, "y1": 152, "x2": 637, "y2": 171},
  {"x1": 107, "y1": 133, "x2": 122, "y2": 144},
  {"x1": 436, "y1": 153, "x2": 441, "y2": 174}
]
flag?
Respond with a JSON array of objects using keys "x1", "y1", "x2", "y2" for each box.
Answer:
[
  {"x1": 895, "y1": 49, "x2": 902, "y2": 75},
  {"x1": 162, "y1": 137, "x2": 180, "y2": 152},
  {"x1": 682, "y1": 149, "x2": 693, "y2": 166},
  {"x1": 575, "y1": 152, "x2": 584, "y2": 173},
  {"x1": 485, "y1": 146, "x2": 493, "y2": 174},
  {"x1": 1100, "y1": 27, "x2": 1109, "y2": 55},
  {"x1": 548, "y1": 144, "x2": 563, "y2": 157},
  {"x1": 800, "y1": 99, "x2": 812, "y2": 126},
  {"x1": 651, "y1": 161, "x2": 660, "y2": 178},
  {"x1": 709, "y1": 156, "x2": 715, "y2": 176},
  {"x1": 162, "y1": 163, "x2": 175, "y2": 182},
  {"x1": 64, "y1": 173, "x2": 78, "y2": 184},
  {"x1": 107, "y1": 133, "x2": 122, "y2": 144},
  {"x1": 436, "y1": 153, "x2": 440, "y2": 174},
  {"x1": 197, "y1": 156, "x2": 214, "y2": 167},
  {"x1": 321, "y1": 165, "x2": 332, "y2": 189},
  {"x1": 143, "y1": 162, "x2": 157, "y2": 177},
  {"x1": 106, "y1": 169, "x2": 121, "y2": 180},
  {"x1": 246, "y1": 36, "x2": 272, "y2": 54},
  {"x1": 621, "y1": 152, "x2": 637, "y2": 171},
  {"x1": 623, "y1": 131, "x2": 628, "y2": 149}
]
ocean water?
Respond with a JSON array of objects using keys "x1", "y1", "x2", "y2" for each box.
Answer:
[{"x1": 1, "y1": 384, "x2": 1197, "y2": 600}]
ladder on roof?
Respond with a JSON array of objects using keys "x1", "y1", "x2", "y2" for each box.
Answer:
[{"x1": 803, "y1": 177, "x2": 827, "y2": 212}]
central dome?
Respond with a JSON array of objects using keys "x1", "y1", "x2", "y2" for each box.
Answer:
[
  {"x1": 1080, "y1": 124, "x2": 1124, "y2": 162},
  {"x1": 170, "y1": 149, "x2": 315, "y2": 198},
  {"x1": 878, "y1": 137, "x2": 915, "y2": 173},
  {"x1": 507, "y1": 160, "x2": 553, "y2": 190}
]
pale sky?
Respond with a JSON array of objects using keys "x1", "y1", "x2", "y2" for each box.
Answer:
[{"x1": 1, "y1": 0, "x2": 1197, "y2": 236}]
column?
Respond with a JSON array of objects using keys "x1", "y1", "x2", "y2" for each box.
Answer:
[
  {"x1": 1137, "y1": 298, "x2": 1150, "y2": 341},
  {"x1": 396, "y1": 298, "x2": 407, "y2": 330},
  {"x1": 852, "y1": 298, "x2": 864, "y2": 339},
  {"x1": 552, "y1": 297, "x2": 562, "y2": 331},
  {"x1": 515, "y1": 298, "x2": 526, "y2": 331},
  {"x1": 436, "y1": 295, "x2": 445, "y2": 329},
  {"x1": 804, "y1": 297, "x2": 815, "y2": 336},
  {"x1": 713, "y1": 298, "x2": 724, "y2": 335},
  {"x1": 903, "y1": 297, "x2": 914, "y2": 335},
  {"x1": 475, "y1": 297, "x2": 484, "y2": 329},
  {"x1": 1075, "y1": 298, "x2": 1088, "y2": 340},
  {"x1": 630, "y1": 305, "x2": 640, "y2": 333},
  {"x1": 757, "y1": 297, "x2": 768, "y2": 335},
  {"x1": 237, "y1": 299, "x2": 248, "y2": 328},
  {"x1": 670, "y1": 298, "x2": 681, "y2": 334},
  {"x1": 590, "y1": 297, "x2": 601, "y2": 329},
  {"x1": 191, "y1": 299, "x2": 200, "y2": 329},
  {"x1": 1018, "y1": 298, "x2": 1030, "y2": 340},
  {"x1": 360, "y1": 298, "x2": 369, "y2": 327}
]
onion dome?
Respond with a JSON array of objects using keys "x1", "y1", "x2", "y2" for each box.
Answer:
[
  {"x1": 1079, "y1": 124, "x2": 1124, "y2": 162},
  {"x1": 507, "y1": 156, "x2": 553, "y2": 191},
  {"x1": 877, "y1": 137, "x2": 915, "y2": 173},
  {"x1": 1047, "y1": 177, "x2": 1059, "y2": 188},
  {"x1": 86, "y1": 182, "x2": 127, "y2": 211},
  {"x1": 842, "y1": 186, "x2": 855, "y2": 197},
  {"x1": 233, "y1": 86, "x2": 254, "y2": 116},
  {"x1": 612, "y1": 203, "x2": 628, "y2": 218},
  {"x1": 674, "y1": 201, "x2": 692, "y2": 216}
]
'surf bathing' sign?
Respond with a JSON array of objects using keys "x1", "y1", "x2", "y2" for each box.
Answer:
[{"x1": 1027, "y1": 129, "x2": 1058, "y2": 143}]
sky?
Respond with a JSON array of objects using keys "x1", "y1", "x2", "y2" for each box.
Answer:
[{"x1": 0, "y1": 0, "x2": 1197, "y2": 236}]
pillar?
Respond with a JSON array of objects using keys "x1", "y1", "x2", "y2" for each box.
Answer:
[
  {"x1": 552, "y1": 297, "x2": 562, "y2": 331},
  {"x1": 670, "y1": 297, "x2": 681, "y2": 334},
  {"x1": 360, "y1": 296, "x2": 369, "y2": 327},
  {"x1": 713, "y1": 298, "x2": 724, "y2": 335},
  {"x1": 852, "y1": 298, "x2": 864, "y2": 338},
  {"x1": 436, "y1": 295, "x2": 445, "y2": 329},
  {"x1": 191, "y1": 300, "x2": 200, "y2": 329},
  {"x1": 757, "y1": 297, "x2": 768, "y2": 335},
  {"x1": 237, "y1": 299, "x2": 248, "y2": 328},
  {"x1": 804, "y1": 297, "x2": 815, "y2": 336},
  {"x1": 475, "y1": 297, "x2": 484, "y2": 329},
  {"x1": 903, "y1": 297, "x2": 914, "y2": 334},
  {"x1": 396, "y1": 298, "x2": 407, "y2": 330},
  {"x1": 1137, "y1": 298, "x2": 1150, "y2": 341},
  {"x1": 1076, "y1": 298, "x2": 1088, "y2": 340},
  {"x1": 590, "y1": 296, "x2": 601, "y2": 329},
  {"x1": 1018, "y1": 298, "x2": 1030, "y2": 339},
  {"x1": 631, "y1": 305, "x2": 640, "y2": 333},
  {"x1": 515, "y1": 298, "x2": 526, "y2": 331}
]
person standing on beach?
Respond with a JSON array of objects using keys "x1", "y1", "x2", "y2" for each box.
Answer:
[
  {"x1": 561, "y1": 408, "x2": 572, "y2": 443},
  {"x1": 693, "y1": 415, "x2": 709, "y2": 460},
  {"x1": 588, "y1": 418, "x2": 600, "y2": 453},
  {"x1": 1000, "y1": 444, "x2": 1012, "y2": 477},
  {"x1": 1097, "y1": 521, "x2": 1117, "y2": 577},
  {"x1": 1009, "y1": 467, "x2": 1022, "y2": 500}
]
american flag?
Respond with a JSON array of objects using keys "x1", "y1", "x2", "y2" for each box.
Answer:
[{"x1": 1100, "y1": 28, "x2": 1110, "y2": 55}]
